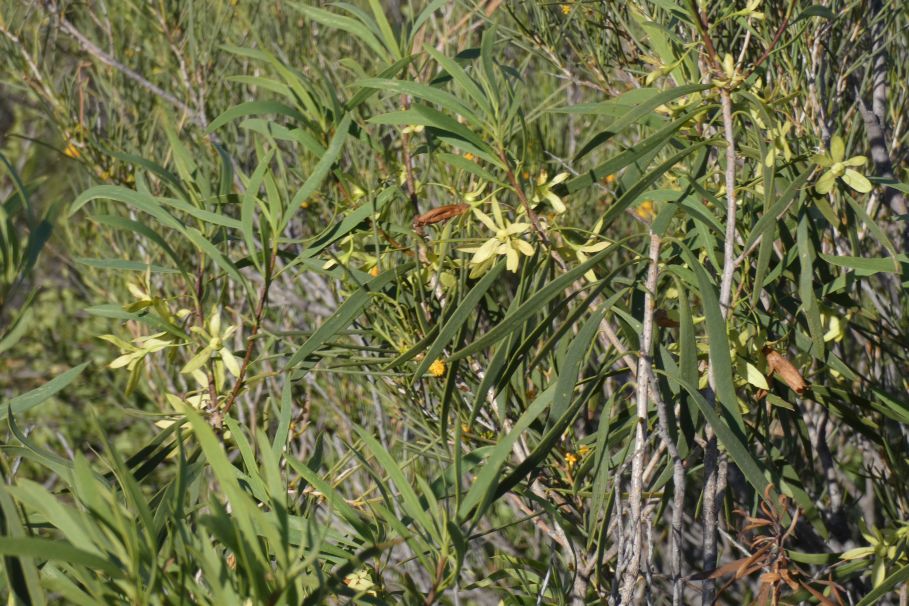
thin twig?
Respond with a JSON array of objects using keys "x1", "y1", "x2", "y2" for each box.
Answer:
[
  {"x1": 401, "y1": 95, "x2": 421, "y2": 217},
  {"x1": 741, "y1": 0, "x2": 797, "y2": 81},
  {"x1": 685, "y1": 4, "x2": 741, "y2": 601},
  {"x1": 687, "y1": 0, "x2": 720, "y2": 66},
  {"x1": 697, "y1": 87, "x2": 739, "y2": 606},
  {"x1": 192, "y1": 258, "x2": 220, "y2": 419},
  {"x1": 619, "y1": 233, "x2": 661, "y2": 604},
  {"x1": 718, "y1": 91, "x2": 738, "y2": 316},
  {"x1": 645, "y1": 368, "x2": 686, "y2": 606},
  {"x1": 0, "y1": 23, "x2": 62, "y2": 113},
  {"x1": 53, "y1": 12, "x2": 205, "y2": 127},
  {"x1": 222, "y1": 251, "x2": 277, "y2": 418},
  {"x1": 423, "y1": 554, "x2": 449, "y2": 605},
  {"x1": 497, "y1": 148, "x2": 549, "y2": 246}
]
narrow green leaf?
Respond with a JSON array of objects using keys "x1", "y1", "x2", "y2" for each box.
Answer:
[
  {"x1": 413, "y1": 261, "x2": 505, "y2": 381},
  {"x1": 457, "y1": 384, "x2": 556, "y2": 522},
  {"x1": 0, "y1": 484, "x2": 46, "y2": 605},
  {"x1": 93, "y1": 215, "x2": 186, "y2": 273},
  {"x1": 75, "y1": 258, "x2": 180, "y2": 274},
  {"x1": 675, "y1": 247, "x2": 745, "y2": 431},
  {"x1": 856, "y1": 563, "x2": 909, "y2": 606},
  {"x1": 600, "y1": 141, "x2": 711, "y2": 228},
  {"x1": 70, "y1": 185, "x2": 184, "y2": 232},
  {"x1": 207, "y1": 100, "x2": 309, "y2": 133},
  {"x1": 1, "y1": 363, "x2": 89, "y2": 422},
  {"x1": 844, "y1": 196, "x2": 900, "y2": 269},
  {"x1": 368, "y1": 104, "x2": 493, "y2": 157},
  {"x1": 367, "y1": 0, "x2": 401, "y2": 58},
  {"x1": 566, "y1": 107, "x2": 711, "y2": 193},
  {"x1": 272, "y1": 382, "x2": 293, "y2": 460},
  {"x1": 286, "y1": 114, "x2": 352, "y2": 226},
  {"x1": 241, "y1": 148, "x2": 275, "y2": 271},
  {"x1": 292, "y1": 3, "x2": 390, "y2": 59},
  {"x1": 0, "y1": 538, "x2": 124, "y2": 578},
  {"x1": 354, "y1": 427, "x2": 438, "y2": 542},
  {"x1": 661, "y1": 371, "x2": 770, "y2": 497},
  {"x1": 286, "y1": 263, "x2": 415, "y2": 368},
  {"x1": 450, "y1": 242, "x2": 620, "y2": 360},
  {"x1": 797, "y1": 216, "x2": 825, "y2": 357},
  {"x1": 284, "y1": 457, "x2": 375, "y2": 542},
  {"x1": 572, "y1": 84, "x2": 711, "y2": 159},
  {"x1": 356, "y1": 78, "x2": 481, "y2": 127},
  {"x1": 183, "y1": 227, "x2": 251, "y2": 298},
  {"x1": 549, "y1": 305, "x2": 609, "y2": 424},
  {"x1": 743, "y1": 168, "x2": 811, "y2": 251},
  {"x1": 820, "y1": 253, "x2": 907, "y2": 275},
  {"x1": 424, "y1": 45, "x2": 491, "y2": 116}
]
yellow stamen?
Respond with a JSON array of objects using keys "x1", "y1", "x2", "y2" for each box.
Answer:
[{"x1": 428, "y1": 359, "x2": 446, "y2": 377}]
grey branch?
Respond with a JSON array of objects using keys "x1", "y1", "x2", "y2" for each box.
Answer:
[
  {"x1": 619, "y1": 233, "x2": 661, "y2": 604},
  {"x1": 55, "y1": 14, "x2": 206, "y2": 128}
]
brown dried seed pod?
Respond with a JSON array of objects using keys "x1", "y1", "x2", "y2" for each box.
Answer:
[
  {"x1": 412, "y1": 204, "x2": 470, "y2": 235},
  {"x1": 763, "y1": 347, "x2": 807, "y2": 394}
]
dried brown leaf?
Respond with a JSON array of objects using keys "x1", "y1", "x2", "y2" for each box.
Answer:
[
  {"x1": 801, "y1": 581, "x2": 843, "y2": 606},
  {"x1": 764, "y1": 347, "x2": 807, "y2": 394}
]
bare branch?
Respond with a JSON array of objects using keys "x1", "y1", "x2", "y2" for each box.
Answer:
[
  {"x1": 53, "y1": 13, "x2": 205, "y2": 127},
  {"x1": 619, "y1": 233, "x2": 661, "y2": 604}
]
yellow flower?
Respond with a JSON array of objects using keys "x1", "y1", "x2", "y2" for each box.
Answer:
[
  {"x1": 459, "y1": 199, "x2": 535, "y2": 276},
  {"x1": 463, "y1": 152, "x2": 475, "y2": 161},
  {"x1": 635, "y1": 200, "x2": 655, "y2": 221},
  {"x1": 428, "y1": 359, "x2": 446, "y2": 377},
  {"x1": 814, "y1": 135, "x2": 872, "y2": 194},
  {"x1": 369, "y1": 265, "x2": 380, "y2": 277},
  {"x1": 561, "y1": 3, "x2": 571, "y2": 14},
  {"x1": 603, "y1": 174, "x2": 617, "y2": 186},
  {"x1": 349, "y1": 184, "x2": 366, "y2": 201},
  {"x1": 531, "y1": 171, "x2": 570, "y2": 214},
  {"x1": 63, "y1": 143, "x2": 81, "y2": 159},
  {"x1": 565, "y1": 452, "x2": 579, "y2": 469},
  {"x1": 102, "y1": 331, "x2": 174, "y2": 372},
  {"x1": 343, "y1": 568, "x2": 377, "y2": 596},
  {"x1": 565, "y1": 217, "x2": 611, "y2": 282},
  {"x1": 181, "y1": 306, "x2": 241, "y2": 378}
]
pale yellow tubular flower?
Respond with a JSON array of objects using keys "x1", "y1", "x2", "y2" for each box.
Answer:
[
  {"x1": 473, "y1": 207, "x2": 500, "y2": 232},
  {"x1": 531, "y1": 171, "x2": 570, "y2": 214},
  {"x1": 504, "y1": 242, "x2": 519, "y2": 272},
  {"x1": 459, "y1": 200, "x2": 534, "y2": 276},
  {"x1": 182, "y1": 308, "x2": 241, "y2": 377},
  {"x1": 467, "y1": 234, "x2": 500, "y2": 266},
  {"x1": 563, "y1": 217, "x2": 611, "y2": 281},
  {"x1": 207, "y1": 305, "x2": 221, "y2": 338}
]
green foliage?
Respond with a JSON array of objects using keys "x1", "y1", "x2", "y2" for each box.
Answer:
[{"x1": 2, "y1": 0, "x2": 909, "y2": 603}]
